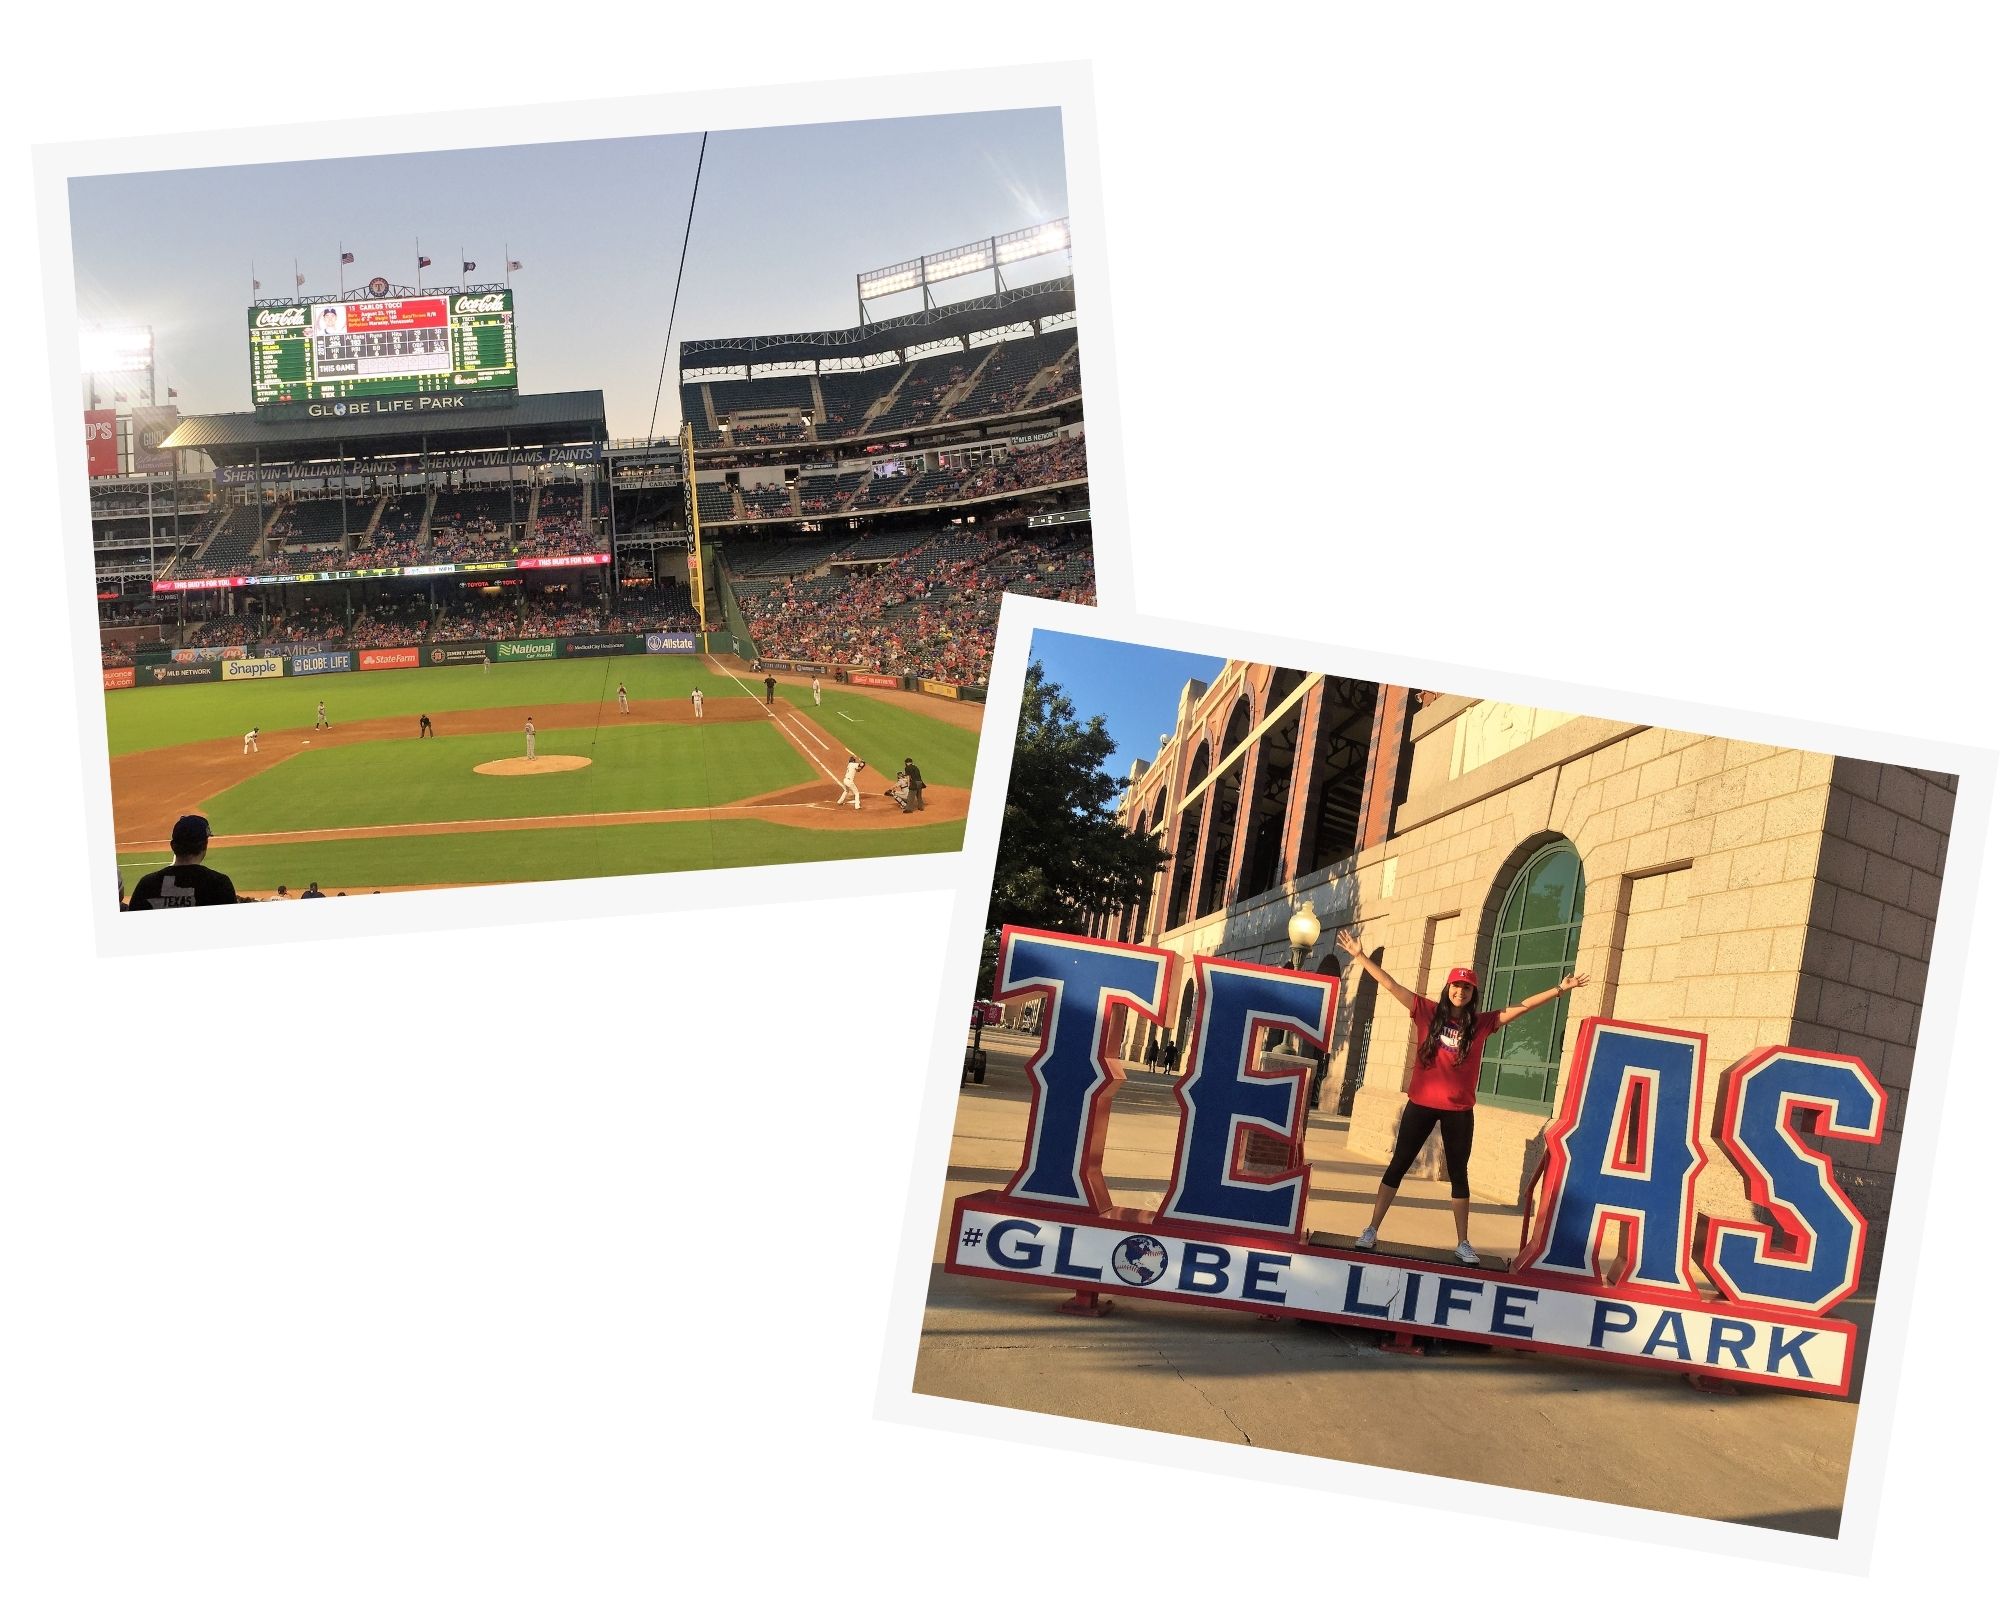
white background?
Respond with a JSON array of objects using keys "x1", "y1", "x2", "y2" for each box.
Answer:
[{"x1": 5, "y1": 6, "x2": 1996, "y2": 1596}]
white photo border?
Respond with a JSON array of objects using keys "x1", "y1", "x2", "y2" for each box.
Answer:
[
  {"x1": 35, "y1": 63, "x2": 1132, "y2": 957},
  {"x1": 878, "y1": 592, "x2": 1995, "y2": 1576}
]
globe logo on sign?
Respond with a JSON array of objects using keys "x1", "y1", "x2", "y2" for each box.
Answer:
[
  {"x1": 1110, "y1": 1235, "x2": 1169, "y2": 1287},
  {"x1": 333, "y1": 403, "x2": 347, "y2": 417}
]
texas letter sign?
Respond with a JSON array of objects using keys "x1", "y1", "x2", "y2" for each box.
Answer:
[{"x1": 946, "y1": 928, "x2": 1884, "y2": 1397}]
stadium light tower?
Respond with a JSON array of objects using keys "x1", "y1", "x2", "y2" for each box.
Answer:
[
  {"x1": 79, "y1": 324, "x2": 156, "y2": 409},
  {"x1": 856, "y1": 217, "x2": 1071, "y2": 324}
]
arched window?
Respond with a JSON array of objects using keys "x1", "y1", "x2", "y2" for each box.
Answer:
[{"x1": 1480, "y1": 840, "x2": 1585, "y2": 1111}]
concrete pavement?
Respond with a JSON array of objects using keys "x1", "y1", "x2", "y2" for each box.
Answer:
[{"x1": 913, "y1": 1029, "x2": 1861, "y2": 1536}]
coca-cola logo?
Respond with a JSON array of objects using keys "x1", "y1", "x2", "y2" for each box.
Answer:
[
  {"x1": 255, "y1": 307, "x2": 309, "y2": 328},
  {"x1": 452, "y1": 293, "x2": 507, "y2": 314}
]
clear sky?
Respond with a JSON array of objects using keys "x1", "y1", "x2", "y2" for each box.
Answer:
[
  {"x1": 1029, "y1": 629, "x2": 1229, "y2": 785},
  {"x1": 67, "y1": 108, "x2": 1070, "y2": 440}
]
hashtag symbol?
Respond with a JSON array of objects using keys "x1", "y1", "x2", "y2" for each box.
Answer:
[{"x1": 961, "y1": 1226, "x2": 984, "y2": 1247}]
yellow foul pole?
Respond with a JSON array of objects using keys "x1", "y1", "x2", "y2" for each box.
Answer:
[{"x1": 681, "y1": 421, "x2": 707, "y2": 651}]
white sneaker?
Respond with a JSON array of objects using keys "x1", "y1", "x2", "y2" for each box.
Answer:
[
  {"x1": 1353, "y1": 1227, "x2": 1377, "y2": 1251},
  {"x1": 1454, "y1": 1240, "x2": 1481, "y2": 1266}
]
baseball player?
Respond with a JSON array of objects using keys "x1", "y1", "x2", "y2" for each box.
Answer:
[
  {"x1": 691, "y1": 686, "x2": 704, "y2": 720},
  {"x1": 314, "y1": 699, "x2": 330, "y2": 730},
  {"x1": 524, "y1": 716, "x2": 536, "y2": 758},
  {"x1": 811, "y1": 675, "x2": 822, "y2": 706},
  {"x1": 616, "y1": 681, "x2": 629, "y2": 715},
  {"x1": 418, "y1": 713, "x2": 433, "y2": 739},
  {"x1": 483, "y1": 655, "x2": 491, "y2": 675},
  {"x1": 837, "y1": 752, "x2": 865, "y2": 810},
  {"x1": 243, "y1": 725, "x2": 260, "y2": 754}
]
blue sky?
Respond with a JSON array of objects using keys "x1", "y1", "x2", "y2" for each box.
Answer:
[
  {"x1": 67, "y1": 109, "x2": 1070, "y2": 439},
  {"x1": 1029, "y1": 630, "x2": 1228, "y2": 786}
]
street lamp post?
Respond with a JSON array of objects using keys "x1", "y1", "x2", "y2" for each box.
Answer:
[{"x1": 1285, "y1": 903, "x2": 1328, "y2": 1108}]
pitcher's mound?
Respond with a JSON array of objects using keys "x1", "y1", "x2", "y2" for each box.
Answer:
[{"x1": 476, "y1": 755, "x2": 592, "y2": 776}]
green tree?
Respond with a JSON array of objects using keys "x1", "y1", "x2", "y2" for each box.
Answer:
[{"x1": 988, "y1": 660, "x2": 1168, "y2": 935}]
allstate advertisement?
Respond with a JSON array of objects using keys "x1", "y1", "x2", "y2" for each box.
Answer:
[
  {"x1": 222, "y1": 656, "x2": 286, "y2": 681},
  {"x1": 291, "y1": 651, "x2": 355, "y2": 676},
  {"x1": 644, "y1": 632, "x2": 698, "y2": 654}
]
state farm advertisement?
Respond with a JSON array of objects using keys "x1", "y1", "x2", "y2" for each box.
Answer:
[
  {"x1": 359, "y1": 647, "x2": 420, "y2": 671},
  {"x1": 85, "y1": 410, "x2": 118, "y2": 477}
]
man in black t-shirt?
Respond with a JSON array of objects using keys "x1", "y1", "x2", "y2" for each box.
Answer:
[
  {"x1": 763, "y1": 674, "x2": 777, "y2": 705},
  {"x1": 124, "y1": 815, "x2": 238, "y2": 910}
]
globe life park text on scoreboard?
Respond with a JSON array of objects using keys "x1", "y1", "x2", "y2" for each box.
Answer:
[
  {"x1": 945, "y1": 928, "x2": 1891, "y2": 1399},
  {"x1": 248, "y1": 290, "x2": 517, "y2": 409}
]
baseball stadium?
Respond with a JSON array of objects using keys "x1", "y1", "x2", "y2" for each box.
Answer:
[{"x1": 87, "y1": 190, "x2": 1091, "y2": 901}]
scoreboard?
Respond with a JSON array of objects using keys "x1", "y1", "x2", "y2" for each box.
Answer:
[{"x1": 249, "y1": 291, "x2": 517, "y2": 406}]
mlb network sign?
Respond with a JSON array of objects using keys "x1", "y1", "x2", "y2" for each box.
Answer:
[{"x1": 946, "y1": 928, "x2": 1888, "y2": 1398}]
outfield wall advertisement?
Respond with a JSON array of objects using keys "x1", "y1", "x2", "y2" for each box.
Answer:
[
  {"x1": 849, "y1": 672, "x2": 900, "y2": 689},
  {"x1": 146, "y1": 662, "x2": 220, "y2": 684},
  {"x1": 222, "y1": 656, "x2": 286, "y2": 681},
  {"x1": 563, "y1": 636, "x2": 637, "y2": 658},
  {"x1": 103, "y1": 667, "x2": 135, "y2": 690},
  {"x1": 495, "y1": 639, "x2": 557, "y2": 662},
  {"x1": 919, "y1": 678, "x2": 962, "y2": 699},
  {"x1": 644, "y1": 632, "x2": 697, "y2": 654},
  {"x1": 359, "y1": 647, "x2": 420, "y2": 672},
  {"x1": 425, "y1": 644, "x2": 490, "y2": 667},
  {"x1": 291, "y1": 651, "x2": 355, "y2": 676}
]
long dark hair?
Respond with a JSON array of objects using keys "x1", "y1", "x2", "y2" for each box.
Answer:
[{"x1": 1416, "y1": 981, "x2": 1480, "y2": 1066}]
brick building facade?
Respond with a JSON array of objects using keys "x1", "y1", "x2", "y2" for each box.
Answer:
[{"x1": 1081, "y1": 662, "x2": 1954, "y2": 1290}]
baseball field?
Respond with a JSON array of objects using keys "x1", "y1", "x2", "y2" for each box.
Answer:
[{"x1": 107, "y1": 654, "x2": 979, "y2": 898}]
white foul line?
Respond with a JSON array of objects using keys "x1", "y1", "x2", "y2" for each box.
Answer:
[{"x1": 709, "y1": 659, "x2": 841, "y2": 784}]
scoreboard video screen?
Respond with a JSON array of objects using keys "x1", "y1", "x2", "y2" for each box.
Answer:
[{"x1": 249, "y1": 291, "x2": 517, "y2": 406}]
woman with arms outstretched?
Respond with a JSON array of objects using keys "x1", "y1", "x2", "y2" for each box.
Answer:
[{"x1": 1335, "y1": 926, "x2": 1590, "y2": 1265}]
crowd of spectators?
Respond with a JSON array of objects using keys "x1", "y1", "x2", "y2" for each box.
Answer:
[{"x1": 735, "y1": 527, "x2": 1092, "y2": 686}]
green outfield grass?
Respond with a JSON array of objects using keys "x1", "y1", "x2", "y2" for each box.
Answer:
[
  {"x1": 104, "y1": 655, "x2": 731, "y2": 756},
  {"x1": 118, "y1": 816, "x2": 962, "y2": 894},
  {"x1": 106, "y1": 655, "x2": 979, "y2": 888},
  {"x1": 197, "y1": 720, "x2": 812, "y2": 834}
]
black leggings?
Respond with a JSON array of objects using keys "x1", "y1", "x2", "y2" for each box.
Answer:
[{"x1": 1381, "y1": 1102, "x2": 1475, "y2": 1200}]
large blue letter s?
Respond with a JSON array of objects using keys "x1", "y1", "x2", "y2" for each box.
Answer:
[{"x1": 1700, "y1": 1047, "x2": 1884, "y2": 1315}]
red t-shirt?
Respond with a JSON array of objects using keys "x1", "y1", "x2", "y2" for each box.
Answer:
[{"x1": 1406, "y1": 997, "x2": 1502, "y2": 1111}]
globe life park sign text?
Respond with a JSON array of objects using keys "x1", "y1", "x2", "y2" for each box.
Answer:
[{"x1": 946, "y1": 928, "x2": 1890, "y2": 1398}]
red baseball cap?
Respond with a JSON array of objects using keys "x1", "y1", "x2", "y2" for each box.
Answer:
[{"x1": 1447, "y1": 967, "x2": 1479, "y2": 987}]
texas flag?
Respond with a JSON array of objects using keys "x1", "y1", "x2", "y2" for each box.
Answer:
[{"x1": 418, "y1": 255, "x2": 432, "y2": 269}]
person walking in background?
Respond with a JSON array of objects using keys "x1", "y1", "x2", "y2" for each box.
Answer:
[
  {"x1": 1145, "y1": 1035, "x2": 1161, "y2": 1073},
  {"x1": 1335, "y1": 926, "x2": 1590, "y2": 1265},
  {"x1": 524, "y1": 716, "x2": 536, "y2": 758},
  {"x1": 242, "y1": 725, "x2": 259, "y2": 754},
  {"x1": 125, "y1": 815, "x2": 237, "y2": 910},
  {"x1": 1160, "y1": 1033, "x2": 1179, "y2": 1074}
]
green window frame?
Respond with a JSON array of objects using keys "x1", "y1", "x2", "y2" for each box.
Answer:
[{"x1": 1478, "y1": 841, "x2": 1585, "y2": 1112}]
